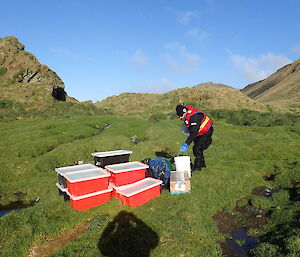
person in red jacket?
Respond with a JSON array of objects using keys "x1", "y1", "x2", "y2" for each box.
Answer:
[{"x1": 176, "y1": 104, "x2": 214, "y2": 172}]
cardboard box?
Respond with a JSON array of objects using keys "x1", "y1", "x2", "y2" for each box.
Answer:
[{"x1": 170, "y1": 171, "x2": 191, "y2": 194}]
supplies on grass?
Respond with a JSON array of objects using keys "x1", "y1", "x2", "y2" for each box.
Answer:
[
  {"x1": 55, "y1": 150, "x2": 163, "y2": 210},
  {"x1": 169, "y1": 171, "x2": 191, "y2": 194}
]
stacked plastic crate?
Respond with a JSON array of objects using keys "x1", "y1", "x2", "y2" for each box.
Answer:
[
  {"x1": 105, "y1": 162, "x2": 162, "y2": 208},
  {"x1": 55, "y1": 164, "x2": 111, "y2": 211},
  {"x1": 55, "y1": 150, "x2": 163, "y2": 210}
]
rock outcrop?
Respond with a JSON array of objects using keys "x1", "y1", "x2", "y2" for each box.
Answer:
[{"x1": 0, "y1": 36, "x2": 66, "y2": 100}]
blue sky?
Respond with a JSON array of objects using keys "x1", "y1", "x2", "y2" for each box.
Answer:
[{"x1": 1, "y1": 0, "x2": 299, "y2": 102}]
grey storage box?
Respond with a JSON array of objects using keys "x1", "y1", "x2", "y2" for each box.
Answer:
[
  {"x1": 91, "y1": 150, "x2": 132, "y2": 168},
  {"x1": 56, "y1": 183, "x2": 70, "y2": 201}
]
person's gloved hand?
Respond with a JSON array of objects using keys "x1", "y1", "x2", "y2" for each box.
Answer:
[{"x1": 180, "y1": 142, "x2": 189, "y2": 152}]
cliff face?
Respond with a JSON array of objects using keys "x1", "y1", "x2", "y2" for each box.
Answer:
[{"x1": 0, "y1": 36, "x2": 66, "y2": 100}]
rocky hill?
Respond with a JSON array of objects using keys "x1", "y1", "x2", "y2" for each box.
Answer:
[
  {"x1": 0, "y1": 36, "x2": 67, "y2": 101},
  {"x1": 241, "y1": 59, "x2": 300, "y2": 108},
  {"x1": 95, "y1": 82, "x2": 268, "y2": 116},
  {"x1": 0, "y1": 36, "x2": 108, "y2": 119}
]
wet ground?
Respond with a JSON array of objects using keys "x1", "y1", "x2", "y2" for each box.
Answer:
[
  {"x1": 213, "y1": 186, "x2": 272, "y2": 257},
  {"x1": 213, "y1": 178, "x2": 300, "y2": 257},
  {"x1": 0, "y1": 191, "x2": 39, "y2": 218},
  {"x1": 220, "y1": 228, "x2": 258, "y2": 257},
  {"x1": 213, "y1": 203, "x2": 269, "y2": 257},
  {"x1": 251, "y1": 186, "x2": 279, "y2": 198},
  {"x1": 262, "y1": 173, "x2": 279, "y2": 181}
]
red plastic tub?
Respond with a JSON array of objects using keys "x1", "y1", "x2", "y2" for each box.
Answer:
[
  {"x1": 67, "y1": 188, "x2": 112, "y2": 211},
  {"x1": 105, "y1": 161, "x2": 148, "y2": 186},
  {"x1": 65, "y1": 168, "x2": 110, "y2": 196},
  {"x1": 116, "y1": 178, "x2": 162, "y2": 208}
]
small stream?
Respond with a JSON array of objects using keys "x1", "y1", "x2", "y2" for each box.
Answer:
[{"x1": 0, "y1": 192, "x2": 39, "y2": 218}]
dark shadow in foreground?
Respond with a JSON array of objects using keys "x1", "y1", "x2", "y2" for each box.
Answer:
[{"x1": 98, "y1": 211, "x2": 159, "y2": 257}]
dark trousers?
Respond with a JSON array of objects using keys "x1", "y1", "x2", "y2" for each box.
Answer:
[{"x1": 193, "y1": 126, "x2": 214, "y2": 168}]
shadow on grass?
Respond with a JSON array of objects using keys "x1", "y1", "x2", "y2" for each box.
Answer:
[{"x1": 98, "y1": 211, "x2": 159, "y2": 257}]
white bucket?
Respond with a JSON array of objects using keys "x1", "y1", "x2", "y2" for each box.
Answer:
[{"x1": 174, "y1": 156, "x2": 191, "y2": 178}]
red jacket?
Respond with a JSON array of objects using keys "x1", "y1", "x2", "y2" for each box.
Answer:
[{"x1": 185, "y1": 105, "x2": 213, "y2": 136}]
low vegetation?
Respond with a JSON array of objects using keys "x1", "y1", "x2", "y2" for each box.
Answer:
[{"x1": 0, "y1": 110, "x2": 299, "y2": 257}]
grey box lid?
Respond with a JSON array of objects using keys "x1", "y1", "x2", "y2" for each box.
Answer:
[{"x1": 91, "y1": 150, "x2": 132, "y2": 157}]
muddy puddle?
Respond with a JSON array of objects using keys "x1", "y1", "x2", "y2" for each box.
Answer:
[
  {"x1": 251, "y1": 186, "x2": 279, "y2": 198},
  {"x1": 213, "y1": 187, "x2": 272, "y2": 257},
  {"x1": 0, "y1": 191, "x2": 39, "y2": 218},
  {"x1": 262, "y1": 173, "x2": 279, "y2": 181},
  {"x1": 220, "y1": 228, "x2": 258, "y2": 257}
]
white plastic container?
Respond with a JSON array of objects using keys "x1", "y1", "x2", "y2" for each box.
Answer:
[{"x1": 174, "y1": 156, "x2": 191, "y2": 178}]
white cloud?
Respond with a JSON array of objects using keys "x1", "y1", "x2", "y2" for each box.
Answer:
[
  {"x1": 131, "y1": 78, "x2": 174, "y2": 94},
  {"x1": 50, "y1": 47, "x2": 81, "y2": 61},
  {"x1": 187, "y1": 27, "x2": 208, "y2": 40},
  {"x1": 167, "y1": 8, "x2": 198, "y2": 24},
  {"x1": 230, "y1": 53, "x2": 292, "y2": 83},
  {"x1": 131, "y1": 50, "x2": 148, "y2": 70},
  {"x1": 163, "y1": 43, "x2": 201, "y2": 73},
  {"x1": 291, "y1": 44, "x2": 300, "y2": 56}
]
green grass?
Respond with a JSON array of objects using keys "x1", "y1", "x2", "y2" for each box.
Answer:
[{"x1": 0, "y1": 113, "x2": 299, "y2": 257}]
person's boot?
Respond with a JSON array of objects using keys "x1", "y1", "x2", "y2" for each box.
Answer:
[
  {"x1": 192, "y1": 164, "x2": 201, "y2": 173},
  {"x1": 192, "y1": 158, "x2": 202, "y2": 173},
  {"x1": 192, "y1": 157, "x2": 206, "y2": 172}
]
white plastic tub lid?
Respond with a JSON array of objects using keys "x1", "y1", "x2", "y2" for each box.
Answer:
[
  {"x1": 64, "y1": 168, "x2": 110, "y2": 183},
  {"x1": 56, "y1": 183, "x2": 67, "y2": 192},
  {"x1": 105, "y1": 161, "x2": 148, "y2": 173},
  {"x1": 91, "y1": 150, "x2": 132, "y2": 157},
  {"x1": 55, "y1": 164, "x2": 100, "y2": 175},
  {"x1": 66, "y1": 187, "x2": 112, "y2": 200},
  {"x1": 116, "y1": 178, "x2": 162, "y2": 197},
  {"x1": 109, "y1": 182, "x2": 129, "y2": 190}
]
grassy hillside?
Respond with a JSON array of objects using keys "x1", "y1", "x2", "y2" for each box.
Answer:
[
  {"x1": 0, "y1": 80, "x2": 108, "y2": 120},
  {"x1": 0, "y1": 112, "x2": 299, "y2": 257},
  {"x1": 96, "y1": 83, "x2": 269, "y2": 117},
  {"x1": 241, "y1": 59, "x2": 300, "y2": 109}
]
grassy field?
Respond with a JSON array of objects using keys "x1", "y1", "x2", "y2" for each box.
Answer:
[{"x1": 0, "y1": 112, "x2": 299, "y2": 257}]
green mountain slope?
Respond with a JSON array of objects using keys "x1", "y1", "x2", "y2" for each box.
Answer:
[
  {"x1": 95, "y1": 82, "x2": 268, "y2": 116},
  {"x1": 241, "y1": 59, "x2": 300, "y2": 107}
]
